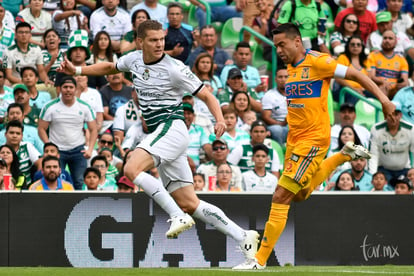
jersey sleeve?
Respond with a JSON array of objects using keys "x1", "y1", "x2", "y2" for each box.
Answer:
[
  {"x1": 39, "y1": 105, "x2": 52, "y2": 122},
  {"x1": 83, "y1": 103, "x2": 96, "y2": 122},
  {"x1": 27, "y1": 142, "x2": 41, "y2": 162},
  {"x1": 116, "y1": 52, "x2": 135, "y2": 73},
  {"x1": 170, "y1": 58, "x2": 203, "y2": 94},
  {"x1": 227, "y1": 145, "x2": 243, "y2": 165},
  {"x1": 400, "y1": 56, "x2": 409, "y2": 74},
  {"x1": 314, "y1": 54, "x2": 340, "y2": 79}
]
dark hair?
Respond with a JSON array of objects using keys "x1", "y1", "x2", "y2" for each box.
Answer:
[
  {"x1": 19, "y1": 66, "x2": 38, "y2": 79},
  {"x1": 92, "y1": 31, "x2": 114, "y2": 63},
  {"x1": 344, "y1": 35, "x2": 367, "y2": 67},
  {"x1": 251, "y1": 120, "x2": 267, "y2": 131},
  {"x1": 336, "y1": 125, "x2": 362, "y2": 150},
  {"x1": 192, "y1": 52, "x2": 216, "y2": 85},
  {"x1": 6, "y1": 120, "x2": 24, "y2": 133},
  {"x1": 60, "y1": 76, "x2": 77, "y2": 87},
  {"x1": 337, "y1": 14, "x2": 360, "y2": 36},
  {"x1": 222, "y1": 106, "x2": 237, "y2": 116},
  {"x1": 91, "y1": 155, "x2": 108, "y2": 168},
  {"x1": 373, "y1": 171, "x2": 387, "y2": 179},
  {"x1": 43, "y1": 142, "x2": 59, "y2": 152},
  {"x1": 272, "y1": 23, "x2": 301, "y2": 38},
  {"x1": 230, "y1": 91, "x2": 250, "y2": 113},
  {"x1": 84, "y1": 167, "x2": 101, "y2": 179},
  {"x1": 0, "y1": 67, "x2": 5, "y2": 77},
  {"x1": 131, "y1": 9, "x2": 150, "y2": 26},
  {"x1": 200, "y1": 24, "x2": 215, "y2": 35},
  {"x1": 0, "y1": 144, "x2": 22, "y2": 184},
  {"x1": 253, "y1": 143, "x2": 269, "y2": 155},
  {"x1": 235, "y1": 41, "x2": 251, "y2": 51},
  {"x1": 43, "y1": 28, "x2": 60, "y2": 48},
  {"x1": 42, "y1": 155, "x2": 60, "y2": 168},
  {"x1": 167, "y1": 2, "x2": 183, "y2": 13},
  {"x1": 334, "y1": 171, "x2": 358, "y2": 191},
  {"x1": 193, "y1": 172, "x2": 205, "y2": 181},
  {"x1": 137, "y1": 20, "x2": 163, "y2": 39},
  {"x1": 7, "y1": 103, "x2": 24, "y2": 114},
  {"x1": 16, "y1": 22, "x2": 32, "y2": 33}
]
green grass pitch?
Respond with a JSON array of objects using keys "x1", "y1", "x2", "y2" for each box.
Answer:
[{"x1": 0, "y1": 266, "x2": 414, "y2": 276}]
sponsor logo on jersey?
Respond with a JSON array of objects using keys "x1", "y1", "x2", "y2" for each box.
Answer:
[{"x1": 285, "y1": 80, "x2": 322, "y2": 99}]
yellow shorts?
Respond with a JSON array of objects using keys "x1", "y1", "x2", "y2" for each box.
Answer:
[{"x1": 279, "y1": 142, "x2": 329, "y2": 194}]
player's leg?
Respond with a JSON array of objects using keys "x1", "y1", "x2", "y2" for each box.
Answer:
[
  {"x1": 294, "y1": 142, "x2": 371, "y2": 202},
  {"x1": 124, "y1": 148, "x2": 188, "y2": 220},
  {"x1": 124, "y1": 120, "x2": 195, "y2": 238},
  {"x1": 234, "y1": 144, "x2": 326, "y2": 269},
  {"x1": 164, "y1": 153, "x2": 259, "y2": 260}
]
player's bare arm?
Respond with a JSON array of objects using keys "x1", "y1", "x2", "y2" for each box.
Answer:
[
  {"x1": 196, "y1": 86, "x2": 226, "y2": 137},
  {"x1": 345, "y1": 66, "x2": 396, "y2": 120},
  {"x1": 57, "y1": 56, "x2": 119, "y2": 76}
]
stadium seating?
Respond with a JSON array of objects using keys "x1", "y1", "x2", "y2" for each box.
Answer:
[
  {"x1": 159, "y1": 0, "x2": 191, "y2": 11},
  {"x1": 251, "y1": 43, "x2": 271, "y2": 71},
  {"x1": 271, "y1": 140, "x2": 285, "y2": 171},
  {"x1": 220, "y1": 17, "x2": 243, "y2": 48},
  {"x1": 354, "y1": 98, "x2": 384, "y2": 130}
]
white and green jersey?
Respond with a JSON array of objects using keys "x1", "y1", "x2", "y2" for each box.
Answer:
[
  {"x1": 242, "y1": 170, "x2": 278, "y2": 192},
  {"x1": 17, "y1": 141, "x2": 40, "y2": 185},
  {"x1": 209, "y1": 129, "x2": 251, "y2": 152},
  {"x1": 39, "y1": 97, "x2": 95, "y2": 151},
  {"x1": 3, "y1": 43, "x2": 43, "y2": 79},
  {"x1": 0, "y1": 26, "x2": 14, "y2": 60},
  {"x1": 227, "y1": 143, "x2": 282, "y2": 173},
  {"x1": 116, "y1": 51, "x2": 203, "y2": 133},
  {"x1": 42, "y1": 49, "x2": 65, "y2": 82},
  {"x1": 187, "y1": 123, "x2": 209, "y2": 166}
]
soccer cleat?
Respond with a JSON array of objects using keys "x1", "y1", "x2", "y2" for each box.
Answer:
[
  {"x1": 239, "y1": 230, "x2": 260, "y2": 260},
  {"x1": 165, "y1": 213, "x2": 195, "y2": 239},
  {"x1": 341, "y1": 141, "x2": 372, "y2": 160},
  {"x1": 232, "y1": 257, "x2": 266, "y2": 270}
]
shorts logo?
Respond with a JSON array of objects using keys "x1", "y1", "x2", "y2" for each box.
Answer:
[
  {"x1": 290, "y1": 154, "x2": 300, "y2": 162},
  {"x1": 285, "y1": 161, "x2": 293, "y2": 172},
  {"x1": 142, "y1": 69, "x2": 150, "y2": 80}
]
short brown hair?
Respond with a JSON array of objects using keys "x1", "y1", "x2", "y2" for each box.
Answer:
[{"x1": 136, "y1": 20, "x2": 163, "y2": 39}]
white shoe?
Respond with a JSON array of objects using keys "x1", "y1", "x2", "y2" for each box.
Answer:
[
  {"x1": 342, "y1": 141, "x2": 371, "y2": 160},
  {"x1": 165, "y1": 213, "x2": 195, "y2": 239},
  {"x1": 233, "y1": 257, "x2": 266, "y2": 270},
  {"x1": 239, "y1": 230, "x2": 260, "y2": 260}
]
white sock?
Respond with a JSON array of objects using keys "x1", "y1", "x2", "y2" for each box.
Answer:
[
  {"x1": 192, "y1": 200, "x2": 245, "y2": 243},
  {"x1": 134, "y1": 172, "x2": 184, "y2": 218}
]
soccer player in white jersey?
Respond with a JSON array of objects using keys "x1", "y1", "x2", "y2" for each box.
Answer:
[{"x1": 57, "y1": 20, "x2": 259, "y2": 261}]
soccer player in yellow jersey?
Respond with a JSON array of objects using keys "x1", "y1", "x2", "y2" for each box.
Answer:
[{"x1": 234, "y1": 23, "x2": 396, "y2": 270}]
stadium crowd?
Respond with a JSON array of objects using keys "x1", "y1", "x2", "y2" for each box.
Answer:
[{"x1": 0, "y1": 0, "x2": 412, "y2": 194}]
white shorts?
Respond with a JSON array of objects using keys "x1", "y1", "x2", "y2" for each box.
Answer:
[{"x1": 137, "y1": 119, "x2": 193, "y2": 192}]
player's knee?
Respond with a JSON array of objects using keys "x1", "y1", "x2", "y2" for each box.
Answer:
[
  {"x1": 124, "y1": 162, "x2": 142, "y2": 181},
  {"x1": 174, "y1": 195, "x2": 199, "y2": 215}
]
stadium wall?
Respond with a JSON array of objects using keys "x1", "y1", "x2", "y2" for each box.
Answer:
[{"x1": 0, "y1": 192, "x2": 410, "y2": 267}]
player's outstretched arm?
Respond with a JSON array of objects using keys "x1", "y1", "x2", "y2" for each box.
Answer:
[
  {"x1": 196, "y1": 86, "x2": 226, "y2": 137},
  {"x1": 57, "y1": 56, "x2": 120, "y2": 76},
  {"x1": 345, "y1": 66, "x2": 395, "y2": 120}
]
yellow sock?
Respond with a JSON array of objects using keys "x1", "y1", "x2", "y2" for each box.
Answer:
[{"x1": 255, "y1": 203, "x2": 290, "y2": 266}]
